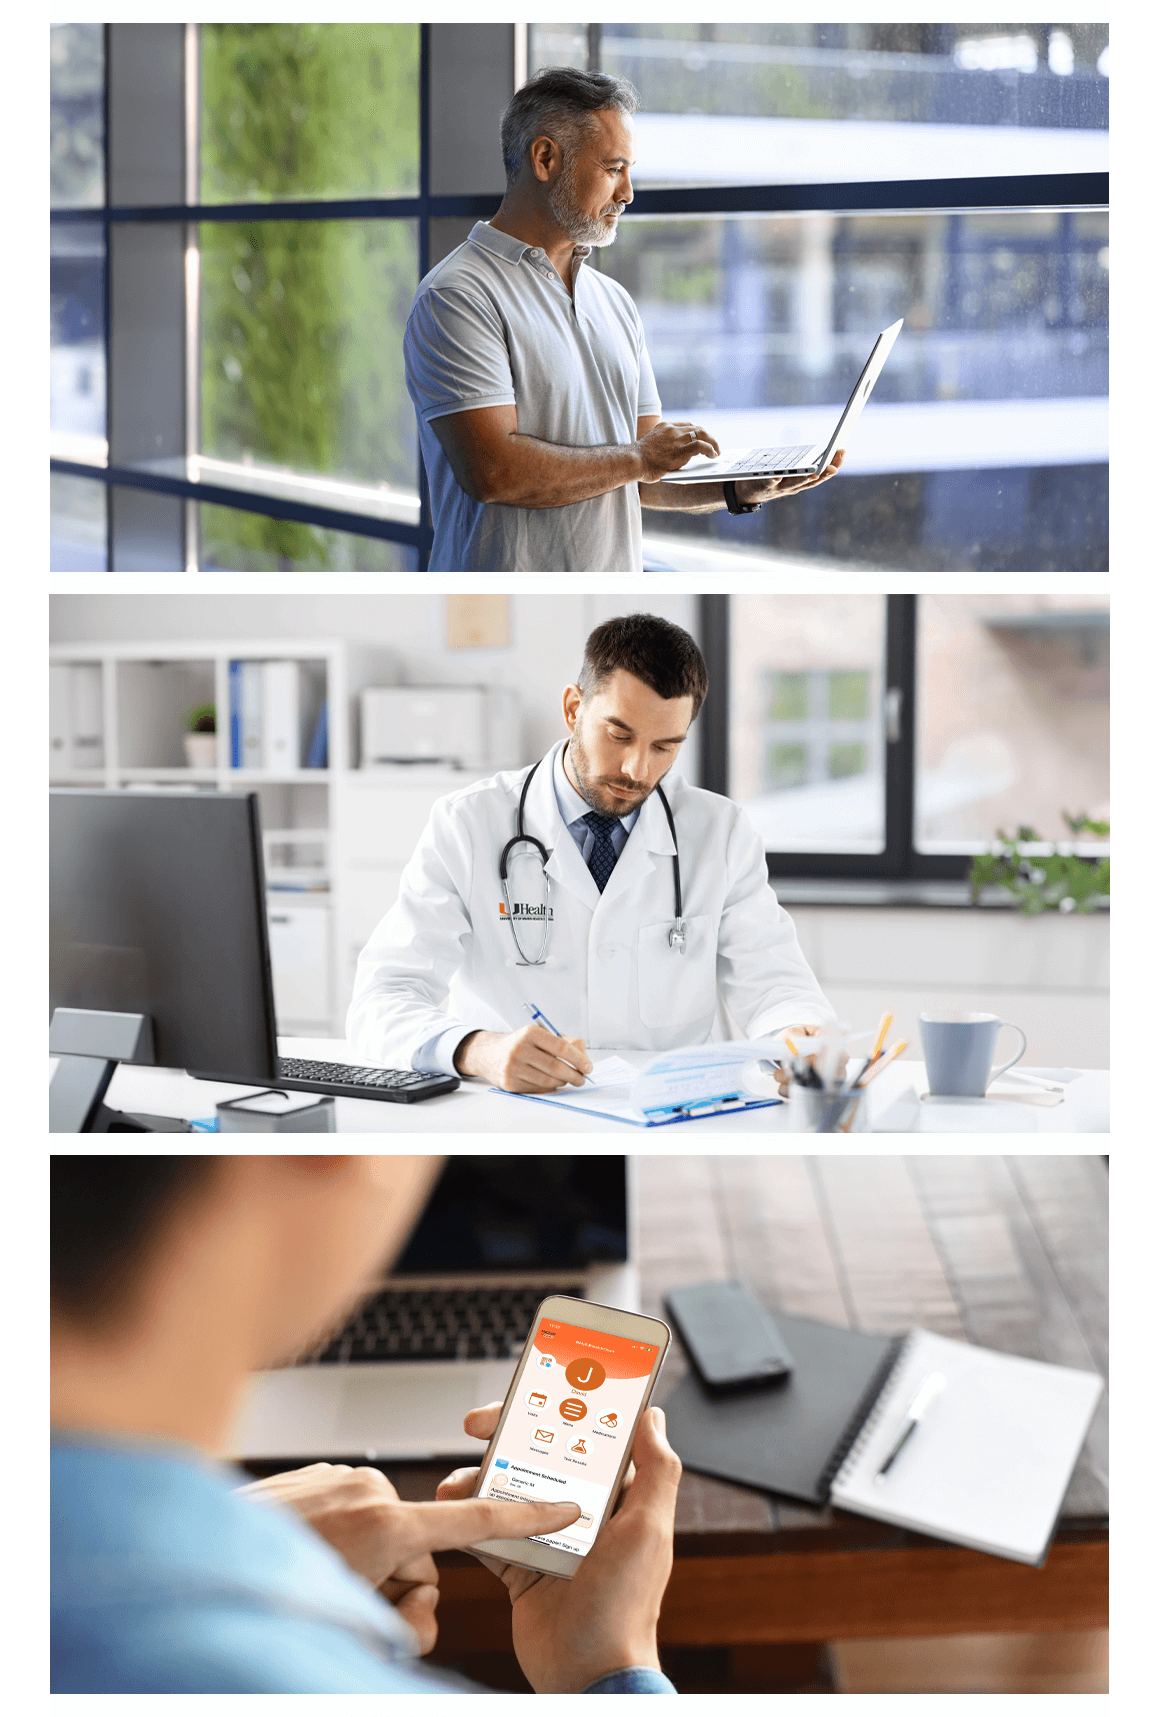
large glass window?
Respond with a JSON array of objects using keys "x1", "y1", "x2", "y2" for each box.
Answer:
[
  {"x1": 51, "y1": 221, "x2": 107, "y2": 465},
  {"x1": 703, "y1": 593, "x2": 1110, "y2": 879},
  {"x1": 200, "y1": 24, "x2": 420, "y2": 203},
  {"x1": 533, "y1": 22, "x2": 1109, "y2": 186},
  {"x1": 49, "y1": 23, "x2": 1110, "y2": 572},
  {"x1": 729, "y1": 596, "x2": 887, "y2": 852},
  {"x1": 603, "y1": 208, "x2": 1108, "y2": 570},
  {"x1": 915, "y1": 595, "x2": 1109, "y2": 851},
  {"x1": 51, "y1": 23, "x2": 105, "y2": 209},
  {"x1": 198, "y1": 216, "x2": 419, "y2": 569},
  {"x1": 199, "y1": 504, "x2": 416, "y2": 572}
]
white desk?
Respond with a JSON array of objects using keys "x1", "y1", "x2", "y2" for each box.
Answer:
[{"x1": 91, "y1": 1038, "x2": 1109, "y2": 1134}]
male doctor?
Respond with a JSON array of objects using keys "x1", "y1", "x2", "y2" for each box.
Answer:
[{"x1": 348, "y1": 613, "x2": 835, "y2": 1092}]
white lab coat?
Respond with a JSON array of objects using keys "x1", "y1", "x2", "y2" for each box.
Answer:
[{"x1": 347, "y1": 740, "x2": 836, "y2": 1068}]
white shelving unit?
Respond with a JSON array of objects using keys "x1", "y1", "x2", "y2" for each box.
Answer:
[{"x1": 49, "y1": 638, "x2": 494, "y2": 1036}]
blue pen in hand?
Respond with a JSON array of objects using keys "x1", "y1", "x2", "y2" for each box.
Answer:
[{"x1": 522, "y1": 1002, "x2": 591, "y2": 1086}]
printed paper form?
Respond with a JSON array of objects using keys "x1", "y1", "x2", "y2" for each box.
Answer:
[{"x1": 490, "y1": 1042, "x2": 788, "y2": 1125}]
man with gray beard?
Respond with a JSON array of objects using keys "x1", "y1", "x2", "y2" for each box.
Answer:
[{"x1": 404, "y1": 67, "x2": 843, "y2": 571}]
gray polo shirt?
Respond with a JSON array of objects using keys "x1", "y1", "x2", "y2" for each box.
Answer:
[{"x1": 404, "y1": 221, "x2": 661, "y2": 572}]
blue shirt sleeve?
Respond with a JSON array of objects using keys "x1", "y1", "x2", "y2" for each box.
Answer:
[
  {"x1": 583, "y1": 1667, "x2": 678, "y2": 1694},
  {"x1": 405, "y1": 286, "x2": 516, "y2": 423}
]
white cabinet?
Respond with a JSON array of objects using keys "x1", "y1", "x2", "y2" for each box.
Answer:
[
  {"x1": 265, "y1": 899, "x2": 333, "y2": 1033},
  {"x1": 333, "y1": 768, "x2": 492, "y2": 1014}
]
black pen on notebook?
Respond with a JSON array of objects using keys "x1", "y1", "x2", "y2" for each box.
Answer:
[{"x1": 874, "y1": 1371, "x2": 946, "y2": 1482}]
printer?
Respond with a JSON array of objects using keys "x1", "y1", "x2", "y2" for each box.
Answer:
[{"x1": 359, "y1": 685, "x2": 520, "y2": 771}]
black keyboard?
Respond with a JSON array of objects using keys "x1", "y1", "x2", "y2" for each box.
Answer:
[
  {"x1": 274, "y1": 1058, "x2": 459, "y2": 1103},
  {"x1": 300, "y1": 1281, "x2": 585, "y2": 1365},
  {"x1": 729, "y1": 443, "x2": 815, "y2": 473}
]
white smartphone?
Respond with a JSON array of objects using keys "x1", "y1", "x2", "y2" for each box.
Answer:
[{"x1": 470, "y1": 1294, "x2": 670, "y2": 1579}]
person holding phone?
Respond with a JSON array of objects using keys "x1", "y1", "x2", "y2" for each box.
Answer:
[{"x1": 51, "y1": 1156, "x2": 679, "y2": 1694}]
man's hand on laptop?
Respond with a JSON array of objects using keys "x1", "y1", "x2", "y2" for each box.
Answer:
[
  {"x1": 635, "y1": 418, "x2": 721, "y2": 481},
  {"x1": 238, "y1": 1463, "x2": 580, "y2": 1655},
  {"x1": 436, "y1": 1400, "x2": 682, "y2": 1693},
  {"x1": 454, "y1": 1023, "x2": 593, "y2": 1092},
  {"x1": 737, "y1": 445, "x2": 845, "y2": 504}
]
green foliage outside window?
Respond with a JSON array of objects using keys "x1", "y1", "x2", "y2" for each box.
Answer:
[
  {"x1": 969, "y1": 816, "x2": 1110, "y2": 912},
  {"x1": 767, "y1": 671, "x2": 809, "y2": 720},
  {"x1": 827, "y1": 669, "x2": 869, "y2": 720},
  {"x1": 199, "y1": 24, "x2": 419, "y2": 569},
  {"x1": 768, "y1": 743, "x2": 808, "y2": 789},
  {"x1": 827, "y1": 741, "x2": 866, "y2": 780}
]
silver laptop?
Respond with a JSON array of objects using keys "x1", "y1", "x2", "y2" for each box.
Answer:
[
  {"x1": 228, "y1": 1157, "x2": 638, "y2": 1462},
  {"x1": 662, "y1": 316, "x2": 903, "y2": 482}
]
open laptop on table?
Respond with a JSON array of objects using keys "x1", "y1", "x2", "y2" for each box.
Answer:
[
  {"x1": 229, "y1": 1156, "x2": 637, "y2": 1462},
  {"x1": 662, "y1": 316, "x2": 903, "y2": 482}
]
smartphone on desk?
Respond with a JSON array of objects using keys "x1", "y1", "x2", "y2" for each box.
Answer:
[
  {"x1": 470, "y1": 1295, "x2": 669, "y2": 1578},
  {"x1": 665, "y1": 1280, "x2": 794, "y2": 1390}
]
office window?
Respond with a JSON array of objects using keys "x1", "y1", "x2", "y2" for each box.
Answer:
[
  {"x1": 915, "y1": 595, "x2": 1109, "y2": 851},
  {"x1": 200, "y1": 24, "x2": 420, "y2": 203},
  {"x1": 199, "y1": 505, "x2": 416, "y2": 572},
  {"x1": 51, "y1": 473, "x2": 107, "y2": 573},
  {"x1": 729, "y1": 596, "x2": 887, "y2": 852},
  {"x1": 531, "y1": 23, "x2": 1108, "y2": 187},
  {"x1": 199, "y1": 217, "x2": 419, "y2": 517},
  {"x1": 51, "y1": 23, "x2": 105, "y2": 209},
  {"x1": 603, "y1": 208, "x2": 1108, "y2": 571},
  {"x1": 51, "y1": 221, "x2": 107, "y2": 464},
  {"x1": 49, "y1": 24, "x2": 1109, "y2": 572}
]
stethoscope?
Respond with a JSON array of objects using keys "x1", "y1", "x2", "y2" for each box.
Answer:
[{"x1": 498, "y1": 755, "x2": 685, "y2": 967}]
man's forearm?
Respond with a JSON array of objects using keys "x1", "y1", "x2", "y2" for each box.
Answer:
[
  {"x1": 638, "y1": 478, "x2": 730, "y2": 514},
  {"x1": 481, "y1": 434, "x2": 645, "y2": 508}
]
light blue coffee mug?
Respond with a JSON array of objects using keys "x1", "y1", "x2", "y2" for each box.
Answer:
[{"x1": 919, "y1": 1012, "x2": 1028, "y2": 1098}]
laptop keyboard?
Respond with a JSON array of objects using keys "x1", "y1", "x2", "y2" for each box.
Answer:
[
  {"x1": 729, "y1": 443, "x2": 814, "y2": 473},
  {"x1": 302, "y1": 1282, "x2": 586, "y2": 1365}
]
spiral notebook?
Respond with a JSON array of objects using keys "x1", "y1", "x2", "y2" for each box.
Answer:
[{"x1": 663, "y1": 1315, "x2": 1103, "y2": 1566}]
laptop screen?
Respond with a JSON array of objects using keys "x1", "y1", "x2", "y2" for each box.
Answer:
[{"x1": 393, "y1": 1156, "x2": 627, "y2": 1274}]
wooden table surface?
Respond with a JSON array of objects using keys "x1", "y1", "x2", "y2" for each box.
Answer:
[{"x1": 370, "y1": 1155, "x2": 1108, "y2": 1665}]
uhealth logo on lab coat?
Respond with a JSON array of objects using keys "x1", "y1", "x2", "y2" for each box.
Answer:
[{"x1": 499, "y1": 901, "x2": 554, "y2": 920}]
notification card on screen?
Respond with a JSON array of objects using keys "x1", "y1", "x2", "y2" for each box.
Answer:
[{"x1": 477, "y1": 1315, "x2": 660, "y2": 1557}]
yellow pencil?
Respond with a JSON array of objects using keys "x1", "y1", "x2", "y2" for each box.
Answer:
[
  {"x1": 855, "y1": 1038, "x2": 906, "y2": 1088},
  {"x1": 870, "y1": 1011, "x2": 892, "y2": 1063}
]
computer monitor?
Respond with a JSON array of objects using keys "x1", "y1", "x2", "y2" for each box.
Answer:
[{"x1": 50, "y1": 789, "x2": 279, "y2": 1125}]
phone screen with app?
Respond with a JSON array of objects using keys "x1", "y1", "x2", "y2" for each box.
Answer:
[{"x1": 477, "y1": 1315, "x2": 660, "y2": 1558}]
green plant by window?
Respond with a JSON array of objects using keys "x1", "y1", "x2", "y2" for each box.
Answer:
[
  {"x1": 969, "y1": 815, "x2": 1109, "y2": 913},
  {"x1": 186, "y1": 703, "x2": 216, "y2": 734}
]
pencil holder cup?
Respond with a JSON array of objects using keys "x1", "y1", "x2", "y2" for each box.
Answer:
[{"x1": 788, "y1": 1084, "x2": 867, "y2": 1133}]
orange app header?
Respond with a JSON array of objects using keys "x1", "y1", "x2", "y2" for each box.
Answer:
[{"x1": 535, "y1": 1317, "x2": 658, "y2": 1381}]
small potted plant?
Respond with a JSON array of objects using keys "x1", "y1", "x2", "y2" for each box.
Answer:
[{"x1": 183, "y1": 703, "x2": 218, "y2": 769}]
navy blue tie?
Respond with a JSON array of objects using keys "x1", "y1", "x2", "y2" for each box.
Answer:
[{"x1": 582, "y1": 811, "x2": 621, "y2": 892}]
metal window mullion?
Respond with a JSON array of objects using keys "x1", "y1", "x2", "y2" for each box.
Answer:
[
  {"x1": 417, "y1": 21, "x2": 433, "y2": 570},
  {"x1": 884, "y1": 595, "x2": 917, "y2": 878},
  {"x1": 48, "y1": 172, "x2": 1109, "y2": 229},
  {"x1": 184, "y1": 21, "x2": 200, "y2": 572},
  {"x1": 102, "y1": 23, "x2": 112, "y2": 572}
]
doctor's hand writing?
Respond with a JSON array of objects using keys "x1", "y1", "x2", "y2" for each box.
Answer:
[
  {"x1": 454, "y1": 1022, "x2": 593, "y2": 1092},
  {"x1": 773, "y1": 1022, "x2": 824, "y2": 1096},
  {"x1": 437, "y1": 1400, "x2": 681, "y2": 1693},
  {"x1": 236, "y1": 1462, "x2": 580, "y2": 1657}
]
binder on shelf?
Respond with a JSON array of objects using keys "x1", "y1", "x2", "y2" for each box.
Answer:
[
  {"x1": 229, "y1": 660, "x2": 265, "y2": 770},
  {"x1": 50, "y1": 663, "x2": 105, "y2": 772},
  {"x1": 306, "y1": 699, "x2": 328, "y2": 769},
  {"x1": 262, "y1": 660, "x2": 307, "y2": 771},
  {"x1": 662, "y1": 1313, "x2": 1102, "y2": 1566}
]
